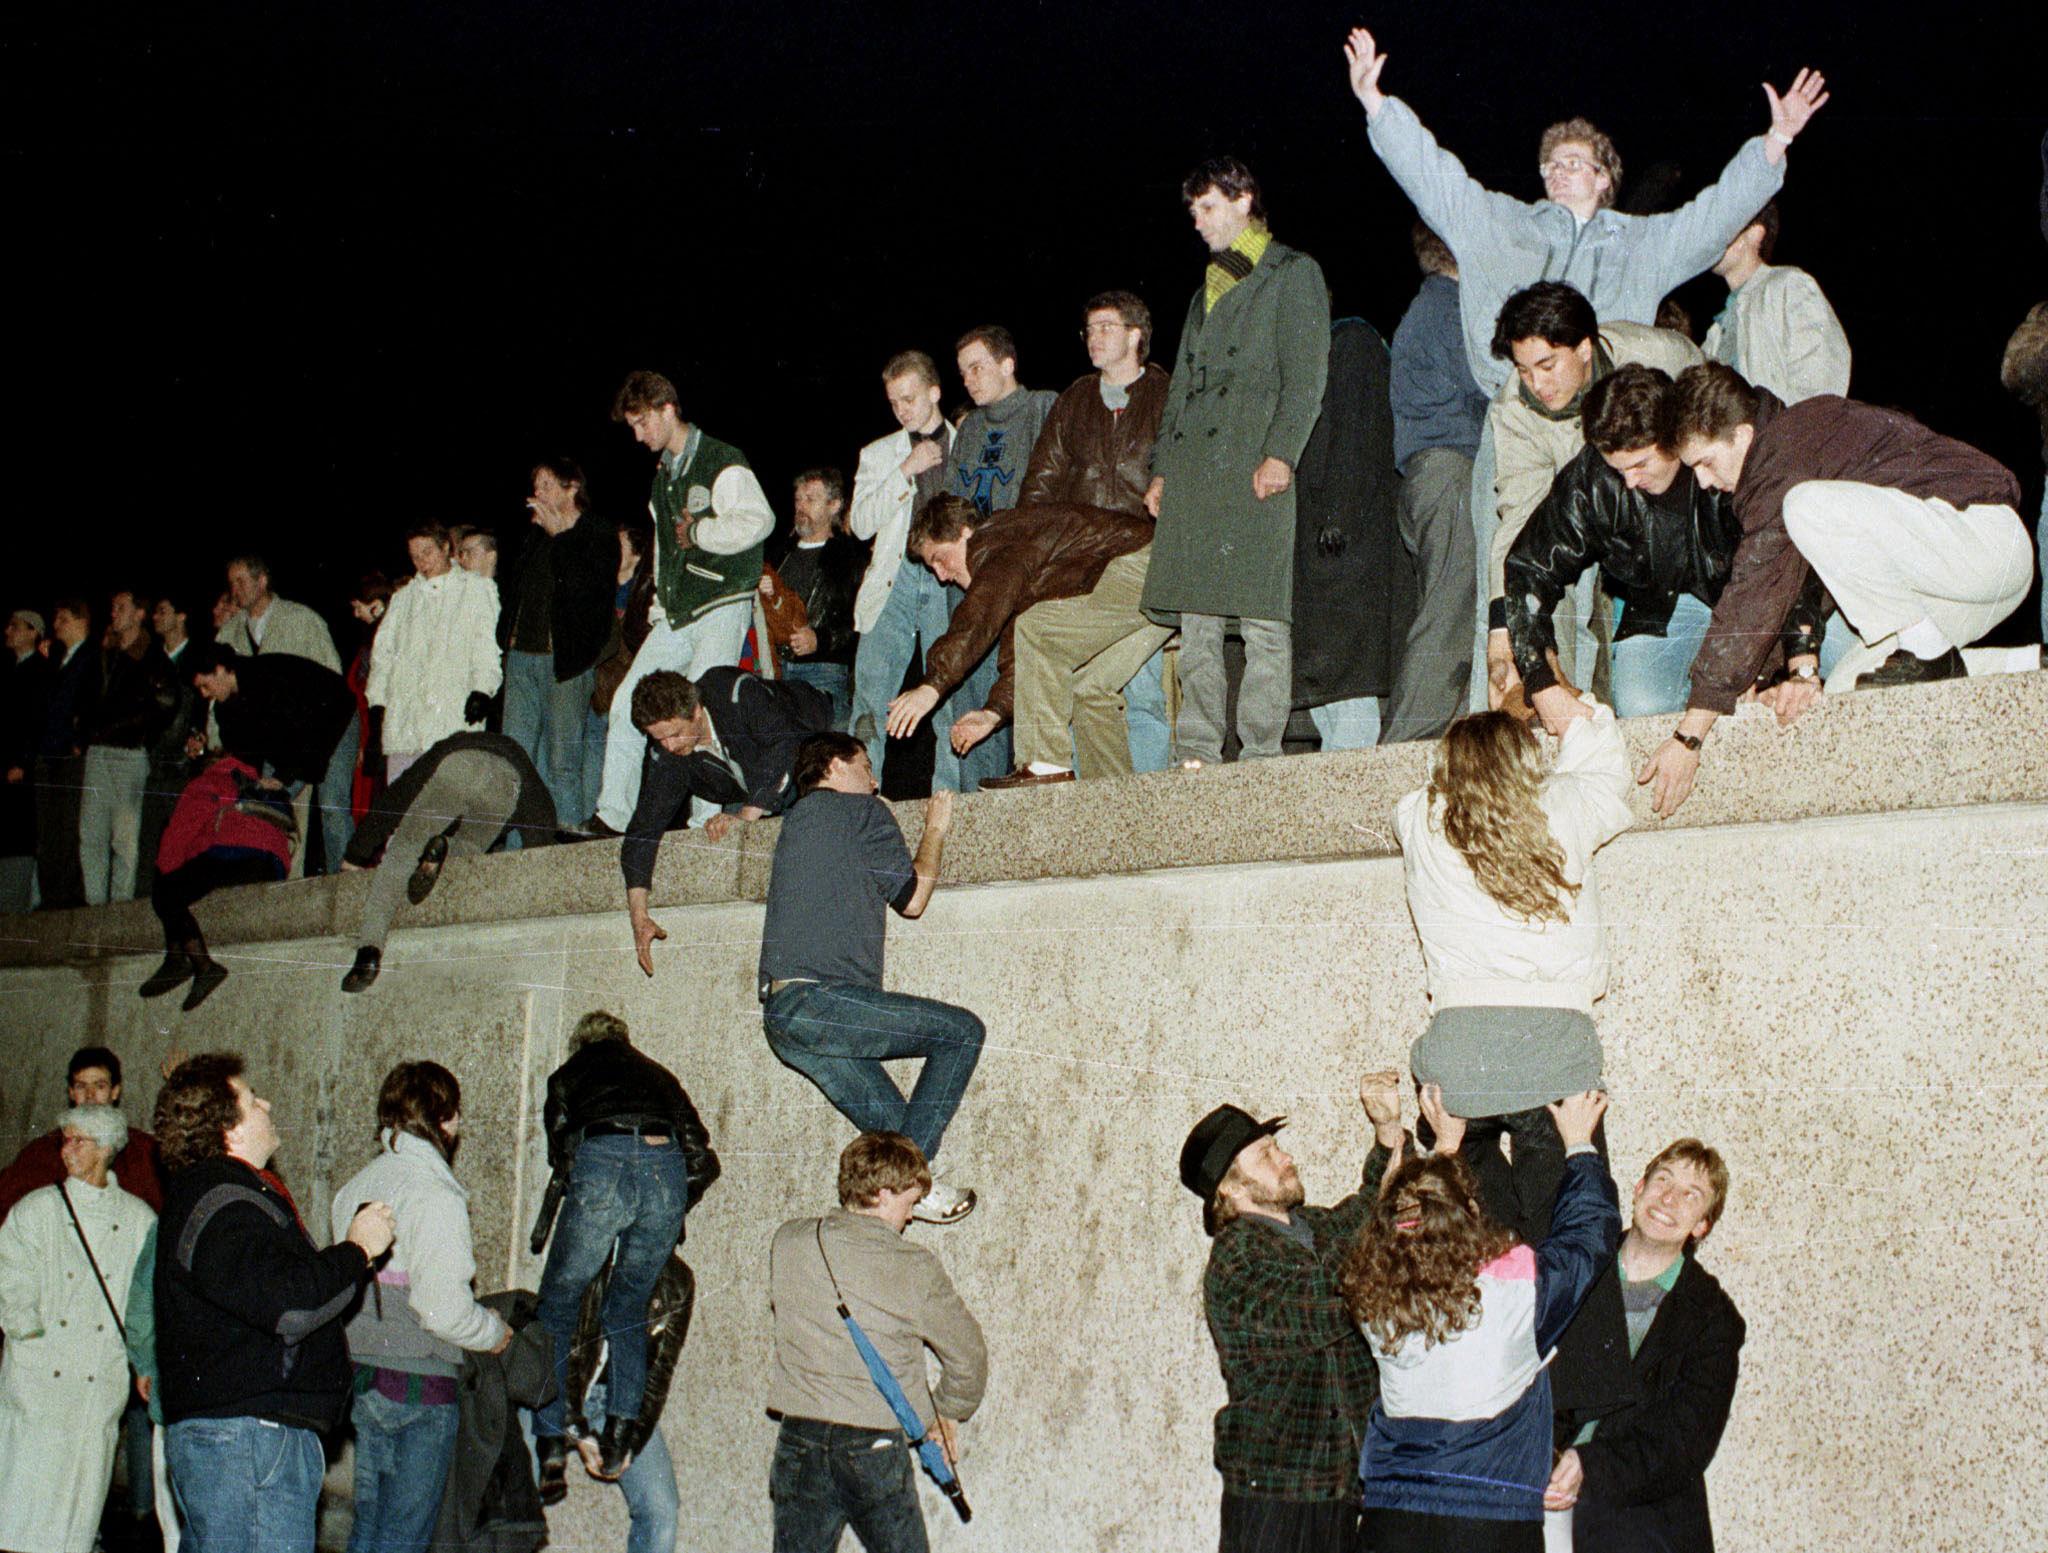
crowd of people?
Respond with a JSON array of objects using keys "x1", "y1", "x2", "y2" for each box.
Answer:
[{"x1": 1, "y1": 24, "x2": 2046, "y2": 1553}]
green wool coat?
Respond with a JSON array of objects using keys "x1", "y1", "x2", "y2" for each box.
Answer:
[{"x1": 1143, "y1": 238, "x2": 1331, "y2": 624}]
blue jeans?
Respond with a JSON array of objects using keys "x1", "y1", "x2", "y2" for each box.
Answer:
[
  {"x1": 1611, "y1": 592, "x2": 1716, "y2": 717},
  {"x1": 585, "y1": 1380, "x2": 679, "y2": 1553},
  {"x1": 534, "y1": 1134, "x2": 688, "y2": 1438},
  {"x1": 782, "y1": 659, "x2": 852, "y2": 732},
  {"x1": 1123, "y1": 646, "x2": 1170, "y2": 773},
  {"x1": 347, "y1": 1386, "x2": 460, "y2": 1553},
  {"x1": 580, "y1": 707, "x2": 608, "y2": 825},
  {"x1": 762, "y1": 981, "x2": 985, "y2": 1162},
  {"x1": 852, "y1": 565, "x2": 1008, "y2": 792},
  {"x1": 770, "y1": 1417, "x2": 928, "y2": 1553},
  {"x1": 504, "y1": 650, "x2": 595, "y2": 828},
  {"x1": 166, "y1": 1415, "x2": 325, "y2": 1553},
  {"x1": 1310, "y1": 696, "x2": 1385, "y2": 751},
  {"x1": 312, "y1": 716, "x2": 360, "y2": 875}
]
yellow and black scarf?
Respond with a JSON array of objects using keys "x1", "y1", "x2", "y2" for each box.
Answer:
[{"x1": 1204, "y1": 224, "x2": 1271, "y2": 314}]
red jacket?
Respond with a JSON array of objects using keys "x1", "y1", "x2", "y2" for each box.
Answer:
[
  {"x1": 0, "y1": 1127, "x2": 164, "y2": 1222},
  {"x1": 156, "y1": 755, "x2": 294, "y2": 875}
]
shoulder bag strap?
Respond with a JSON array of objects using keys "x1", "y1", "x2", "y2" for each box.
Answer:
[{"x1": 60, "y1": 1180, "x2": 129, "y2": 1343}]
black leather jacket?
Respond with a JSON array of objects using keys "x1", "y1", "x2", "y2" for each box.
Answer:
[
  {"x1": 542, "y1": 1039, "x2": 720, "y2": 1212},
  {"x1": 1502, "y1": 443, "x2": 1825, "y2": 695}
]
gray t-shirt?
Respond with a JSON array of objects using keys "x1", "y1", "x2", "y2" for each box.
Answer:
[{"x1": 759, "y1": 790, "x2": 916, "y2": 989}]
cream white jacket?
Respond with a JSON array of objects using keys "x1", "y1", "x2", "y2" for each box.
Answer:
[
  {"x1": 1394, "y1": 705, "x2": 1633, "y2": 1013},
  {"x1": 848, "y1": 420, "x2": 954, "y2": 634},
  {"x1": 366, "y1": 566, "x2": 502, "y2": 754},
  {"x1": 1702, "y1": 262, "x2": 1852, "y2": 407}
]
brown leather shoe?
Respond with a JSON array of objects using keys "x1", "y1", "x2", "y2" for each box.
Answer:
[{"x1": 979, "y1": 767, "x2": 1077, "y2": 791}]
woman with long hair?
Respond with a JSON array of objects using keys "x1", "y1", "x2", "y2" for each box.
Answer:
[
  {"x1": 1391, "y1": 699, "x2": 1633, "y2": 1426},
  {"x1": 1340, "y1": 1090, "x2": 1618, "y2": 1552}
]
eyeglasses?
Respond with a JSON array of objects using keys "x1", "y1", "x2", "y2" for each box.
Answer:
[
  {"x1": 1540, "y1": 155, "x2": 1600, "y2": 178},
  {"x1": 1080, "y1": 322, "x2": 1134, "y2": 340}
]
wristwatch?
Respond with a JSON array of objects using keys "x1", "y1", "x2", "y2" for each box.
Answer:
[
  {"x1": 1671, "y1": 729, "x2": 1703, "y2": 753},
  {"x1": 1786, "y1": 663, "x2": 1819, "y2": 682}
]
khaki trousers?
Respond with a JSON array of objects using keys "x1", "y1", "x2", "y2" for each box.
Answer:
[{"x1": 1012, "y1": 549, "x2": 1175, "y2": 778}]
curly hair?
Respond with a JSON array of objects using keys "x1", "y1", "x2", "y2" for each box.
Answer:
[
  {"x1": 1340, "y1": 1153, "x2": 1515, "y2": 1351},
  {"x1": 155, "y1": 1053, "x2": 246, "y2": 1174},
  {"x1": 1430, "y1": 713, "x2": 1579, "y2": 924}
]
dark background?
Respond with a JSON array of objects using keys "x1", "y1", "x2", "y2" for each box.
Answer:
[{"x1": 7, "y1": 1, "x2": 2045, "y2": 641}]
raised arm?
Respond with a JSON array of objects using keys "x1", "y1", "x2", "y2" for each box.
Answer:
[{"x1": 894, "y1": 790, "x2": 952, "y2": 920}]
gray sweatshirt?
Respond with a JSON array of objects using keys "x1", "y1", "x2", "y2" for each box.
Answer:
[
  {"x1": 331, "y1": 1131, "x2": 507, "y2": 1376},
  {"x1": 945, "y1": 387, "x2": 1058, "y2": 516},
  {"x1": 768, "y1": 1208, "x2": 986, "y2": 1430}
]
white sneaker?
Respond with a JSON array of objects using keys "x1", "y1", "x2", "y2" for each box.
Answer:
[{"x1": 912, "y1": 1181, "x2": 977, "y2": 1225}]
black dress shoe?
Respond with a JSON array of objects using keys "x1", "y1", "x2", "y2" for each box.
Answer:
[
  {"x1": 341, "y1": 946, "x2": 381, "y2": 994},
  {"x1": 979, "y1": 766, "x2": 1077, "y2": 791},
  {"x1": 139, "y1": 949, "x2": 196, "y2": 999},
  {"x1": 534, "y1": 1436, "x2": 569, "y2": 1505},
  {"x1": 1856, "y1": 646, "x2": 1967, "y2": 690},
  {"x1": 594, "y1": 1414, "x2": 636, "y2": 1480},
  {"x1": 182, "y1": 954, "x2": 229, "y2": 1011},
  {"x1": 406, "y1": 834, "x2": 449, "y2": 904}
]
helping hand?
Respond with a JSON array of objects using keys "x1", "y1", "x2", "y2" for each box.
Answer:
[
  {"x1": 1637, "y1": 740, "x2": 1701, "y2": 818},
  {"x1": 1546, "y1": 1089, "x2": 1609, "y2": 1150},
  {"x1": 949, "y1": 709, "x2": 1002, "y2": 755},
  {"x1": 887, "y1": 684, "x2": 942, "y2": 739}
]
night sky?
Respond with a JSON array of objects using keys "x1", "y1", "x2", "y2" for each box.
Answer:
[{"x1": 10, "y1": 1, "x2": 2045, "y2": 637}]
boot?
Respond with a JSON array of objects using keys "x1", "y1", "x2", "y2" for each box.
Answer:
[
  {"x1": 182, "y1": 945, "x2": 230, "y2": 1011},
  {"x1": 341, "y1": 946, "x2": 381, "y2": 994},
  {"x1": 534, "y1": 1435, "x2": 569, "y2": 1505},
  {"x1": 139, "y1": 945, "x2": 197, "y2": 999},
  {"x1": 593, "y1": 1413, "x2": 635, "y2": 1480}
]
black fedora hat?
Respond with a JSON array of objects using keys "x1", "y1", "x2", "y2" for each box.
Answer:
[{"x1": 1180, "y1": 1104, "x2": 1286, "y2": 1232}]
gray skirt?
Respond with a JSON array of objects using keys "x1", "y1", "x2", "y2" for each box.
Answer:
[{"x1": 1409, "y1": 1005, "x2": 1604, "y2": 1119}]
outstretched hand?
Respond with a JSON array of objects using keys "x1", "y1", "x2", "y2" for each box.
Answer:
[
  {"x1": 1763, "y1": 68, "x2": 1828, "y2": 144},
  {"x1": 1547, "y1": 1089, "x2": 1609, "y2": 1150},
  {"x1": 1343, "y1": 28, "x2": 1389, "y2": 115}
]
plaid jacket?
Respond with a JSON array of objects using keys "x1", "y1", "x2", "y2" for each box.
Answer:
[{"x1": 1203, "y1": 1142, "x2": 1394, "y2": 1500}]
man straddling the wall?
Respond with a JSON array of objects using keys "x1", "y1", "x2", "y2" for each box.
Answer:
[
  {"x1": 533, "y1": 1012, "x2": 719, "y2": 1488},
  {"x1": 768, "y1": 1130, "x2": 988, "y2": 1552},
  {"x1": 767, "y1": 467, "x2": 864, "y2": 732},
  {"x1": 1344, "y1": 26, "x2": 1827, "y2": 711},
  {"x1": 596, "y1": 370, "x2": 776, "y2": 831},
  {"x1": 79, "y1": 587, "x2": 178, "y2": 904},
  {"x1": 1381, "y1": 225, "x2": 1491, "y2": 744},
  {"x1": 1143, "y1": 156, "x2": 1331, "y2": 767},
  {"x1": 499, "y1": 457, "x2": 618, "y2": 828},
  {"x1": 885, "y1": 495, "x2": 1169, "y2": 787},
  {"x1": 621, "y1": 667, "x2": 830, "y2": 975},
  {"x1": 1703, "y1": 201, "x2": 1852, "y2": 407},
  {"x1": 1019, "y1": 288, "x2": 1175, "y2": 772},
  {"x1": 1504, "y1": 365, "x2": 1835, "y2": 726},
  {"x1": 1545, "y1": 1140, "x2": 1746, "y2": 1553},
  {"x1": 1484, "y1": 282, "x2": 1701, "y2": 705},
  {"x1": 1179, "y1": 1071, "x2": 1407, "y2": 1553},
  {"x1": 338, "y1": 729, "x2": 557, "y2": 992},
  {"x1": 1640, "y1": 361, "x2": 2031, "y2": 817},
  {"x1": 154, "y1": 1054, "x2": 395, "y2": 1553},
  {"x1": 848, "y1": 351, "x2": 958, "y2": 788},
  {"x1": 759, "y1": 733, "x2": 981, "y2": 1225}
]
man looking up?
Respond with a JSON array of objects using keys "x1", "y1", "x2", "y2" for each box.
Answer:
[
  {"x1": 1546, "y1": 1141, "x2": 1746, "y2": 1552},
  {"x1": 1640, "y1": 362, "x2": 2030, "y2": 816},
  {"x1": 596, "y1": 370, "x2": 775, "y2": 831},
  {"x1": 1144, "y1": 156, "x2": 1331, "y2": 766},
  {"x1": 1019, "y1": 289, "x2": 1174, "y2": 772},
  {"x1": 1179, "y1": 1072, "x2": 1406, "y2": 1552},
  {"x1": 940, "y1": 326, "x2": 1056, "y2": 789},
  {"x1": 759, "y1": 734, "x2": 982, "y2": 1225},
  {"x1": 1484, "y1": 282, "x2": 1700, "y2": 703},
  {"x1": 154, "y1": 1055, "x2": 395, "y2": 1553},
  {"x1": 848, "y1": 351, "x2": 958, "y2": 788},
  {"x1": 767, "y1": 1132, "x2": 987, "y2": 1551},
  {"x1": 1703, "y1": 200, "x2": 1852, "y2": 406}
]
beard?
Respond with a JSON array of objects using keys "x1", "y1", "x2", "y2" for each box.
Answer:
[{"x1": 1243, "y1": 1170, "x2": 1305, "y2": 1216}]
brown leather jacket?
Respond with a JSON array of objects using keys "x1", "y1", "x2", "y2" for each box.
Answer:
[
  {"x1": 1690, "y1": 390, "x2": 2022, "y2": 713},
  {"x1": 1017, "y1": 362, "x2": 1171, "y2": 515},
  {"x1": 918, "y1": 502, "x2": 1156, "y2": 721}
]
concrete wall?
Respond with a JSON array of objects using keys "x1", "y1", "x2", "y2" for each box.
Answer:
[{"x1": 4, "y1": 674, "x2": 2046, "y2": 1552}]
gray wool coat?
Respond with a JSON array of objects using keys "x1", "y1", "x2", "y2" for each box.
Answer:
[{"x1": 1143, "y1": 237, "x2": 1331, "y2": 624}]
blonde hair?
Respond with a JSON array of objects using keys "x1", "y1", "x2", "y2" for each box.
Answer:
[
  {"x1": 1539, "y1": 117, "x2": 1622, "y2": 208},
  {"x1": 1430, "y1": 713, "x2": 1579, "y2": 924}
]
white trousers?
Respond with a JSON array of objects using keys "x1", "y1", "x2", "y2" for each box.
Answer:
[
  {"x1": 1782, "y1": 481, "x2": 2032, "y2": 651},
  {"x1": 595, "y1": 599, "x2": 751, "y2": 831}
]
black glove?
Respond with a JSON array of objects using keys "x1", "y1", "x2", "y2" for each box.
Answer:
[
  {"x1": 1316, "y1": 525, "x2": 1349, "y2": 558},
  {"x1": 464, "y1": 690, "x2": 493, "y2": 725}
]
